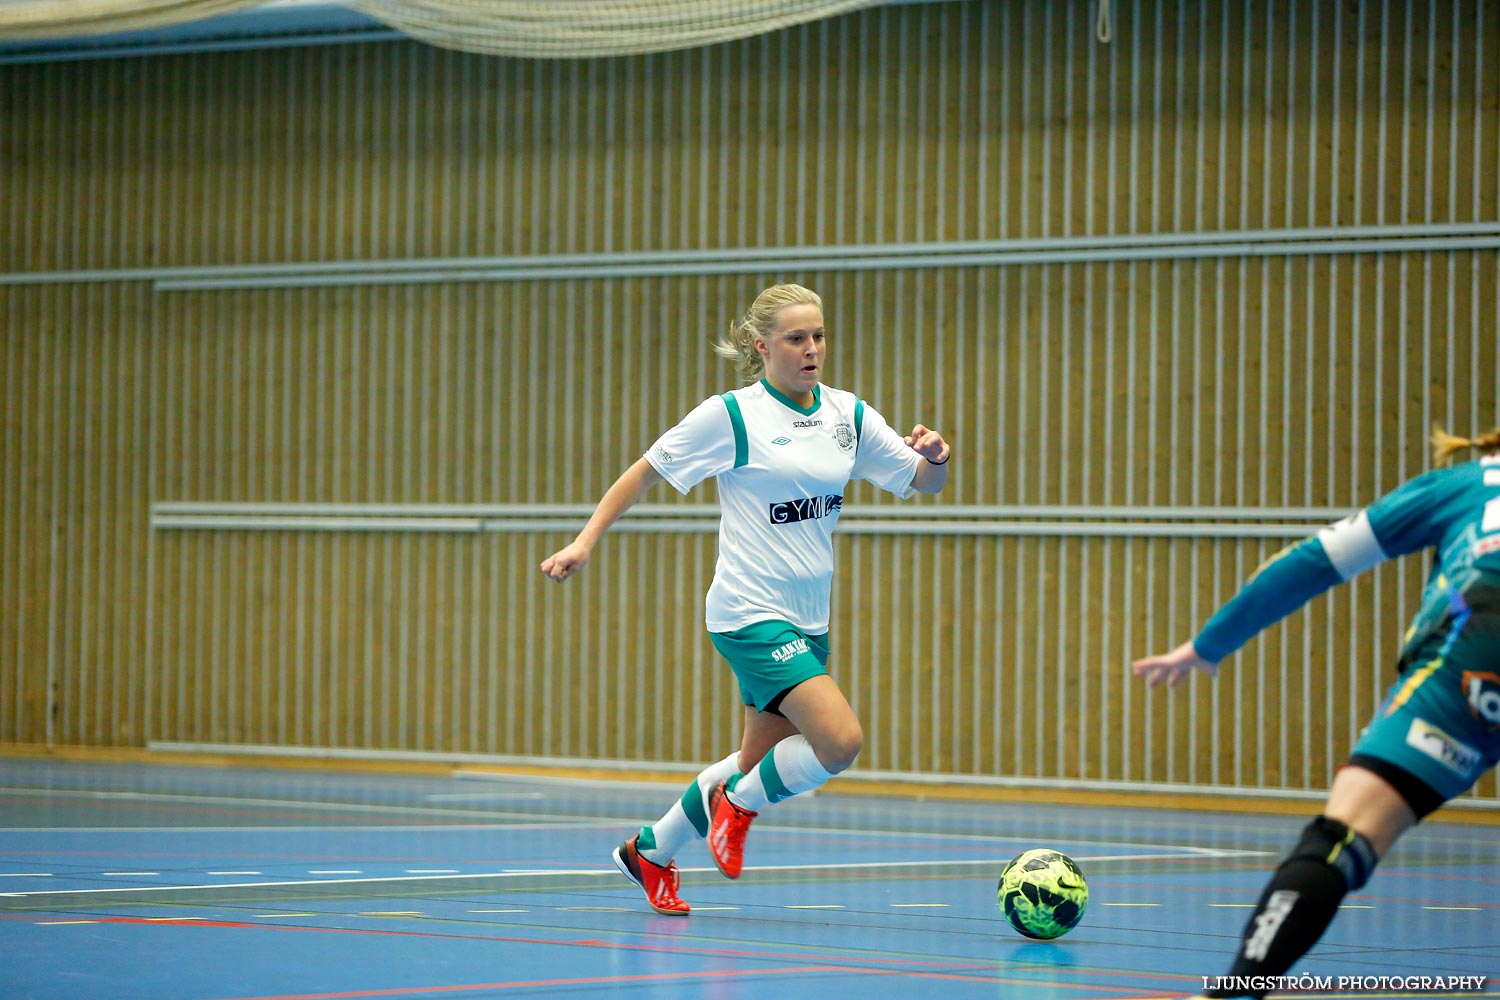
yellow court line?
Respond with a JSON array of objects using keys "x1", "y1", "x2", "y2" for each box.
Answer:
[
  {"x1": 38, "y1": 920, "x2": 98, "y2": 925},
  {"x1": 561, "y1": 906, "x2": 632, "y2": 912},
  {"x1": 1423, "y1": 905, "x2": 1482, "y2": 910}
]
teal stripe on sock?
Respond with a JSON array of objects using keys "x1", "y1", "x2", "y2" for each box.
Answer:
[
  {"x1": 681, "y1": 780, "x2": 710, "y2": 838},
  {"x1": 637, "y1": 826, "x2": 658, "y2": 852},
  {"x1": 758, "y1": 752, "x2": 794, "y2": 804}
]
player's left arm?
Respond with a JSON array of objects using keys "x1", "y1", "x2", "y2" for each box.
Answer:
[{"x1": 905, "y1": 424, "x2": 950, "y2": 494}]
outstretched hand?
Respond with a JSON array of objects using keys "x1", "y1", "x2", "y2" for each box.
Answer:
[
  {"x1": 540, "y1": 541, "x2": 591, "y2": 583},
  {"x1": 1131, "y1": 640, "x2": 1219, "y2": 688},
  {"x1": 904, "y1": 423, "x2": 949, "y2": 464}
]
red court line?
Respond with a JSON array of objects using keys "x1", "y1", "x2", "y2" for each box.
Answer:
[
  {"x1": 211, "y1": 965, "x2": 861, "y2": 1000},
  {"x1": 58, "y1": 917, "x2": 1171, "y2": 995}
]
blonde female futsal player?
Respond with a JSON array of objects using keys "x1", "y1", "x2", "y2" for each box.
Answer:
[{"x1": 541, "y1": 283, "x2": 950, "y2": 914}]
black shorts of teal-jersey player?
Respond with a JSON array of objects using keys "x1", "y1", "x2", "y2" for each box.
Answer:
[{"x1": 1195, "y1": 457, "x2": 1500, "y2": 817}]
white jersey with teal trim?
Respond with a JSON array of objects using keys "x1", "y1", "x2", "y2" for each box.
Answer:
[{"x1": 644, "y1": 379, "x2": 922, "y2": 633}]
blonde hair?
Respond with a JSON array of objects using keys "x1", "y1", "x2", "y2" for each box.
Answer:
[
  {"x1": 1431, "y1": 424, "x2": 1500, "y2": 462},
  {"x1": 713, "y1": 283, "x2": 823, "y2": 383}
]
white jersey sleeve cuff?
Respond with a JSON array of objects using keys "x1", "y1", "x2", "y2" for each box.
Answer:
[{"x1": 1316, "y1": 509, "x2": 1388, "y2": 580}]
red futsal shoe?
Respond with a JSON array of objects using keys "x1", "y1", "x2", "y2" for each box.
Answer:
[
  {"x1": 612, "y1": 835, "x2": 690, "y2": 915},
  {"x1": 707, "y1": 779, "x2": 758, "y2": 879}
]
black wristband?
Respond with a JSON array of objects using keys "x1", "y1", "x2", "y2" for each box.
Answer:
[{"x1": 926, "y1": 453, "x2": 950, "y2": 466}]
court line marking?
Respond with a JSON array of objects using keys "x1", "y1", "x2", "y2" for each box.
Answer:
[
  {"x1": 0, "y1": 849, "x2": 1266, "y2": 897},
  {"x1": 0, "y1": 821, "x2": 617, "y2": 833},
  {"x1": 0, "y1": 787, "x2": 627, "y2": 824}
]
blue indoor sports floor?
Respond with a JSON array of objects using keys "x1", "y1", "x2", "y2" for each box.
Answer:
[{"x1": 0, "y1": 757, "x2": 1494, "y2": 999}]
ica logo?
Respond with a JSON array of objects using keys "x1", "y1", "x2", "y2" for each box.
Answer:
[{"x1": 1463, "y1": 671, "x2": 1500, "y2": 728}]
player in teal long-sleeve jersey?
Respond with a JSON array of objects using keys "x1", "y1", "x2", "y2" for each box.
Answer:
[{"x1": 1133, "y1": 425, "x2": 1500, "y2": 999}]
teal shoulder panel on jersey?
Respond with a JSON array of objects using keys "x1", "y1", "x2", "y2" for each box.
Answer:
[
  {"x1": 1365, "y1": 465, "x2": 1471, "y2": 559},
  {"x1": 721, "y1": 393, "x2": 749, "y2": 468},
  {"x1": 854, "y1": 398, "x2": 865, "y2": 450}
]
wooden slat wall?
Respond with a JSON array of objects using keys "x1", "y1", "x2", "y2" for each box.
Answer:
[{"x1": 2, "y1": 0, "x2": 1498, "y2": 800}]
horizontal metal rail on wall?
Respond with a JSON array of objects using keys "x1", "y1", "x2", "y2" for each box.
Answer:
[
  {"x1": 141, "y1": 740, "x2": 1500, "y2": 810},
  {"x1": 5, "y1": 223, "x2": 1500, "y2": 289},
  {"x1": 150, "y1": 501, "x2": 1356, "y2": 539}
]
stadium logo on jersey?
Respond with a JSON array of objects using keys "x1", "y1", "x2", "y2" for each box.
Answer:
[
  {"x1": 832, "y1": 422, "x2": 856, "y2": 453},
  {"x1": 1462, "y1": 671, "x2": 1500, "y2": 728},
  {"x1": 793, "y1": 418, "x2": 823, "y2": 428},
  {"x1": 768, "y1": 494, "x2": 843, "y2": 524},
  {"x1": 652, "y1": 445, "x2": 674, "y2": 464},
  {"x1": 1405, "y1": 717, "x2": 1483, "y2": 776},
  {"x1": 771, "y1": 637, "x2": 810, "y2": 663},
  {"x1": 771, "y1": 436, "x2": 791, "y2": 446}
]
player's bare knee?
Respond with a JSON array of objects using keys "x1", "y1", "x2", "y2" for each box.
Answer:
[{"x1": 817, "y1": 726, "x2": 863, "y2": 773}]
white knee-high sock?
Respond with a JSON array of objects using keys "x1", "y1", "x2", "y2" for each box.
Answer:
[
  {"x1": 726, "y1": 734, "x2": 833, "y2": 812},
  {"x1": 637, "y1": 751, "x2": 741, "y2": 865}
]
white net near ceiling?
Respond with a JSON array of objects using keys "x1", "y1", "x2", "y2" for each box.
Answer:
[
  {"x1": 345, "y1": 0, "x2": 889, "y2": 58},
  {"x1": 0, "y1": 0, "x2": 263, "y2": 40},
  {"x1": 0, "y1": 0, "x2": 893, "y2": 56}
]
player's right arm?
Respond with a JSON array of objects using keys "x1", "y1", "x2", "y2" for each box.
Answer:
[{"x1": 540, "y1": 458, "x2": 664, "y2": 582}]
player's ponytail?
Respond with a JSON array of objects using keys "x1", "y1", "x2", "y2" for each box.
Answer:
[
  {"x1": 713, "y1": 283, "x2": 823, "y2": 384},
  {"x1": 1431, "y1": 424, "x2": 1500, "y2": 462}
]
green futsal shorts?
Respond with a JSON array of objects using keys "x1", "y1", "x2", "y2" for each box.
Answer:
[
  {"x1": 710, "y1": 620, "x2": 830, "y2": 715},
  {"x1": 1348, "y1": 575, "x2": 1500, "y2": 814}
]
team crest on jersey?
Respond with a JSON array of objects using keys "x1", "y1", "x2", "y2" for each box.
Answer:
[{"x1": 832, "y1": 422, "x2": 856, "y2": 453}]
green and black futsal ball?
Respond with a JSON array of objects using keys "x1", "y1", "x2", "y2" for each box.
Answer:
[{"x1": 996, "y1": 848, "x2": 1088, "y2": 939}]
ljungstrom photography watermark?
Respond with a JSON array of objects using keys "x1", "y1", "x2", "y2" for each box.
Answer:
[{"x1": 1200, "y1": 974, "x2": 1491, "y2": 994}]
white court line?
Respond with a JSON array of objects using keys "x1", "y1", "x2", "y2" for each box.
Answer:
[
  {"x1": 0, "y1": 849, "x2": 1268, "y2": 898},
  {"x1": 424, "y1": 792, "x2": 547, "y2": 801},
  {"x1": 0, "y1": 787, "x2": 625, "y2": 824},
  {"x1": 0, "y1": 821, "x2": 619, "y2": 834}
]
